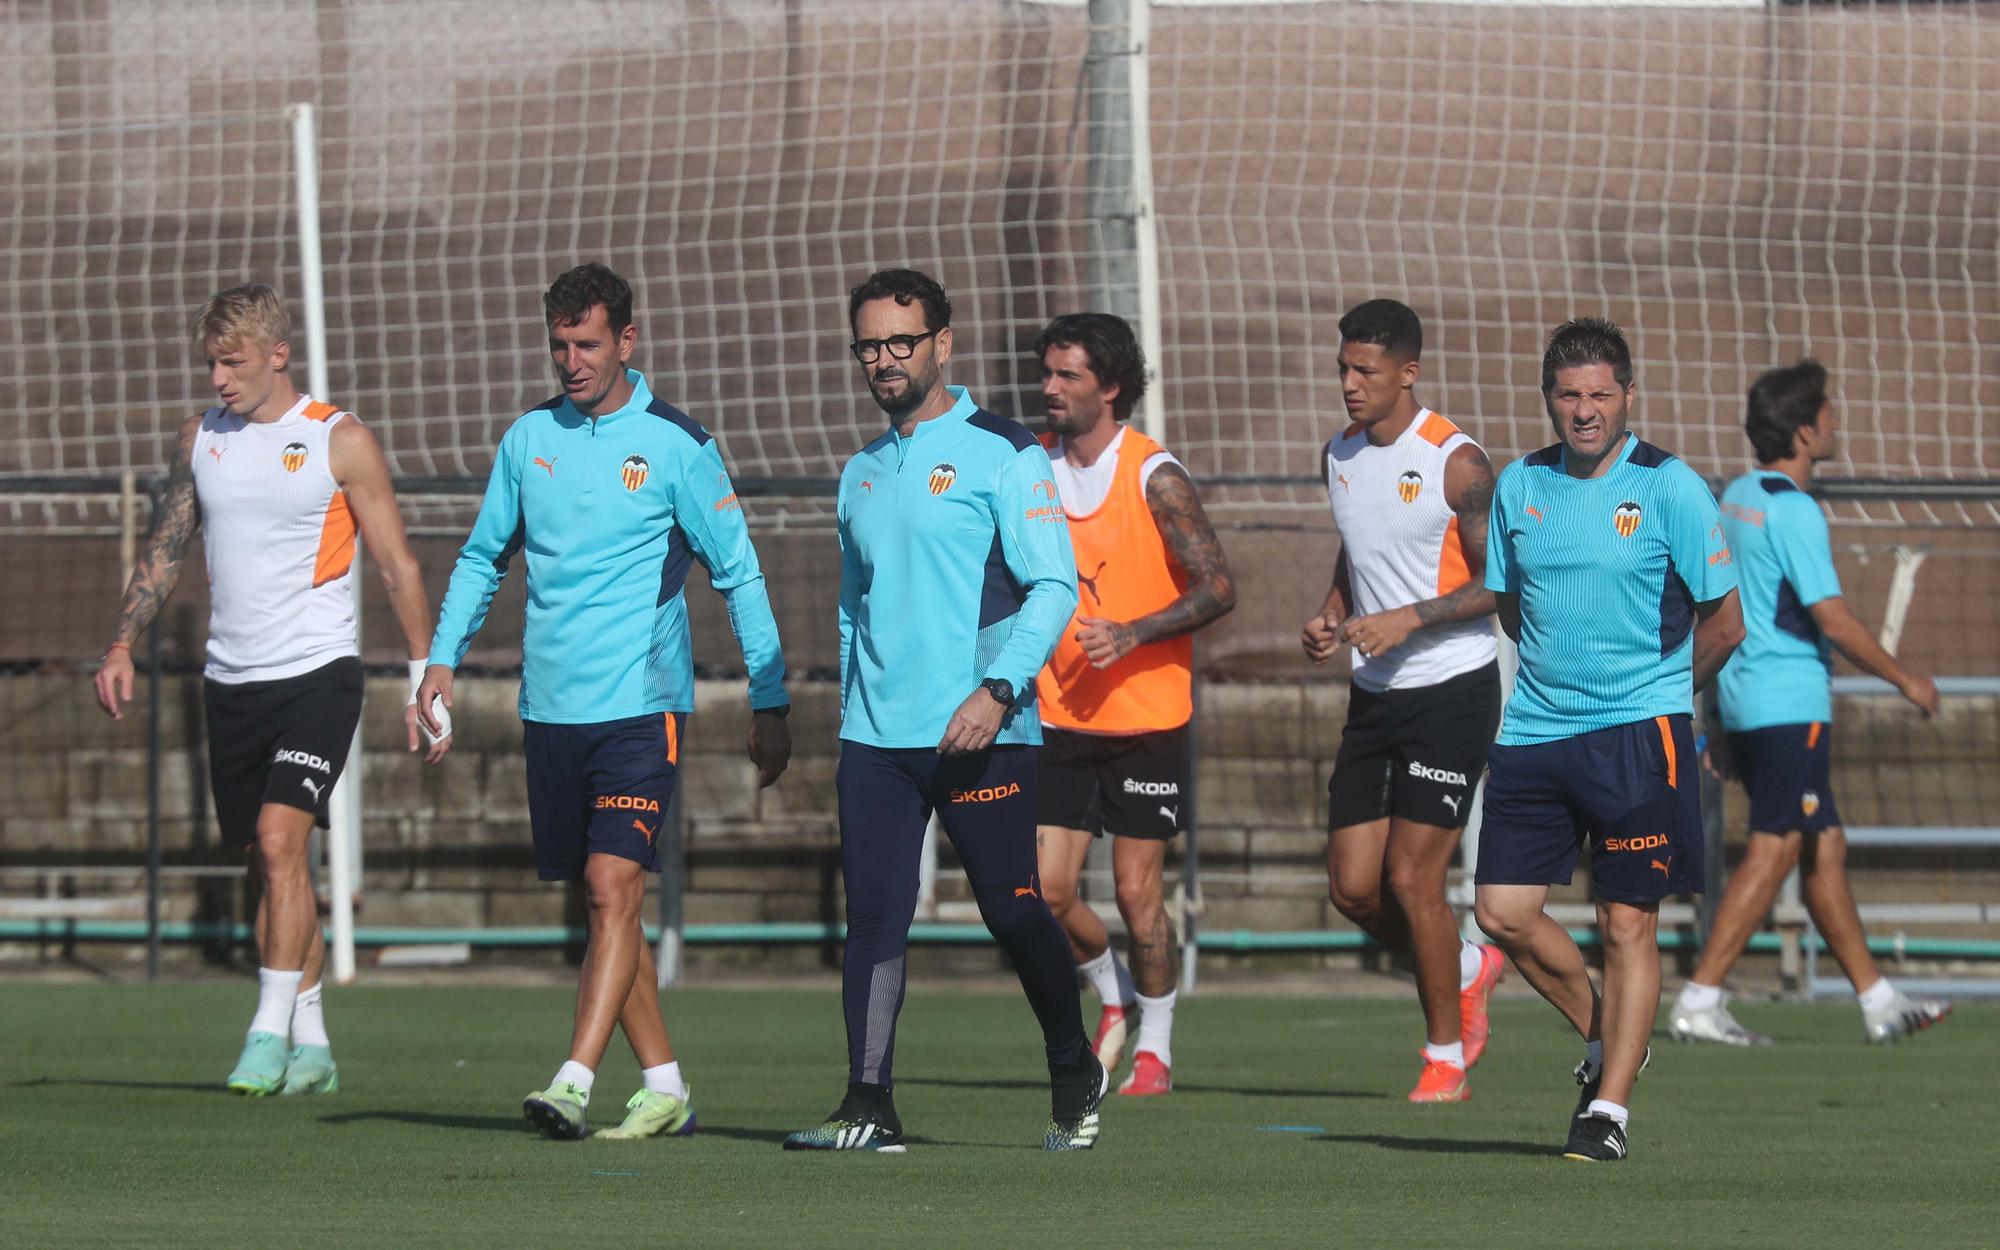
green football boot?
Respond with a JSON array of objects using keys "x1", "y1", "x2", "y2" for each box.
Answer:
[
  {"x1": 279, "y1": 1044, "x2": 340, "y2": 1095},
  {"x1": 594, "y1": 1088, "x2": 697, "y2": 1140},
  {"x1": 523, "y1": 1081, "x2": 590, "y2": 1140},
  {"x1": 225, "y1": 1031, "x2": 291, "y2": 1096}
]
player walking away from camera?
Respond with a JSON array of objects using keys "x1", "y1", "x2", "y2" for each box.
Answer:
[
  {"x1": 419, "y1": 264, "x2": 791, "y2": 1141},
  {"x1": 1030, "y1": 312, "x2": 1235, "y2": 1098},
  {"x1": 784, "y1": 269, "x2": 1100, "y2": 1153},
  {"x1": 93, "y1": 284, "x2": 451, "y2": 1096},
  {"x1": 1301, "y1": 300, "x2": 1506, "y2": 1104},
  {"x1": 1475, "y1": 317, "x2": 1744, "y2": 1162},
  {"x1": 1670, "y1": 360, "x2": 1949, "y2": 1048}
]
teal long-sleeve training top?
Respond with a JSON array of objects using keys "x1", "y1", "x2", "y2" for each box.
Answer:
[
  {"x1": 837, "y1": 386, "x2": 1078, "y2": 748},
  {"x1": 429, "y1": 369, "x2": 787, "y2": 724}
]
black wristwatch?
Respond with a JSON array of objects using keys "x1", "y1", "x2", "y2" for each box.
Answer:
[{"x1": 978, "y1": 677, "x2": 1015, "y2": 708}]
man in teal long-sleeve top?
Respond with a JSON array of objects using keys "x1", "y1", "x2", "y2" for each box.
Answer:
[
  {"x1": 420, "y1": 264, "x2": 791, "y2": 1141},
  {"x1": 784, "y1": 269, "x2": 1102, "y2": 1154}
]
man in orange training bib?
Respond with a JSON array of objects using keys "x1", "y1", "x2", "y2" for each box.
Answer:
[{"x1": 1032, "y1": 313, "x2": 1236, "y2": 1097}]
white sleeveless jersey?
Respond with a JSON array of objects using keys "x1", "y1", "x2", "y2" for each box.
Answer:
[
  {"x1": 189, "y1": 394, "x2": 360, "y2": 684},
  {"x1": 1324, "y1": 408, "x2": 1497, "y2": 693}
]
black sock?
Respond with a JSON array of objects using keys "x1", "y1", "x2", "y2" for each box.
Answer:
[{"x1": 839, "y1": 1080, "x2": 898, "y2": 1125}]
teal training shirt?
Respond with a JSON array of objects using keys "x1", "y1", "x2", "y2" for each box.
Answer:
[
  {"x1": 1716, "y1": 470, "x2": 1841, "y2": 731},
  {"x1": 429, "y1": 369, "x2": 786, "y2": 724},
  {"x1": 837, "y1": 386, "x2": 1078, "y2": 748},
  {"x1": 1486, "y1": 432, "x2": 1736, "y2": 746}
]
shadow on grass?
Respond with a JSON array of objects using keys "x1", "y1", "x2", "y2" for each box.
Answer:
[
  {"x1": 898, "y1": 1076, "x2": 1386, "y2": 1100},
  {"x1": 690, "y1": 1124, "x2": 795, "y2": 1145},
  {"x1": 319, "y1": 1110, "x2": 529, "y2": 1133},
  {"x1": 8, "y1": 1077, "x2": 228, "y2": 1095},
  {"x1": 1320, "y1": 1132, "x2": 1550, "y2": 1157}
]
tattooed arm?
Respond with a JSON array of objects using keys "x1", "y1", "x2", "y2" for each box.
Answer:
[
  {"x1": 1338, "y1": 442, "x2": 1498, "y2": 660},
  {"x1": 1071, "y1": 461, "x2": 1237, "y2": 669},
  {"x1": 94, "y1": 415, "x2": 202, "y2": 719}
]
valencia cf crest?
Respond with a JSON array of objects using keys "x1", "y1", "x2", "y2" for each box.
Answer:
[
  {"x1": 1614, "y1": 500, "x2": 1643, "y2": 537},
  {"x1": 1801, "y1": 791, "x2": 1821, "y2": 817},
  {"x1": 928, "y1": 462, "x2": 958, "y2": 496},
  {"x1": 620, "y1": 455, "x2": 649, "y2": 491},
  {"x1": 281, "y1": 441, "x2": 308, "y2": 473},
  {"x1": 1397, "y1": 470, "x2": 1423, "y2": 504}
]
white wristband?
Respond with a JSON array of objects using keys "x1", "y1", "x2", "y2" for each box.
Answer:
[{"x1": 408, "y1": 659, "x2": 452, "y2": 745}]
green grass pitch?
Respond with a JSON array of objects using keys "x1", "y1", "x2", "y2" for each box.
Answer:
[{"x1": 0, "y1": 984, "x2": 1989, "y2": 1248}]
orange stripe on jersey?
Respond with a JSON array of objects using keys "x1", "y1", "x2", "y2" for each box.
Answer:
[
  {"x1": 1416, "y1": 410, "x2": 1461, "y2": 447},
  {"x1": 663, "y1": 713, "x2": 680, "y2": 766},
  {"x1": 1437, "y1": 514, "x2": 1471, "y2": 594},
  {"x1": 1806, "y1": 721, "x2": 1822, "y2": 750},
  {"x1": 311, "y1": 492, "x2": 357, "y2": 586},
  {"x1": 303, "y1": 401, "x2": 340, "y2": 422},
  {"x1": 1655, "y1": 716, "x2": 1678, "y2": 790}
]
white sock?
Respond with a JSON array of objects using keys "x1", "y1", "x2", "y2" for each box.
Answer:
[
  {"x1": 641, "y1": 1061, "x2": 687, "y2": 1099},
  {"x1": 1857, "y1": 978, "x2": 1896, "y2": 1011},
  {"x1": 1679, "y1": 980, "x2": 1724, "y2": 1012},
  {"x1": 249, "y1": 968, "x2": 303, "y2": 1039},
  {"x1": 1458, "y1": 941, "x2": 1484, "y2": 990},
  {"x1": 1133, "y1": 990, "x2": 1176, "y2": 1066},
  {"x1": 1422, "y1": 1040, "x2": 1466, "y2": 1067},
  {"x1": 291, "y1": 981, "x2": 330, "y2": 1047},
  {"x1": 553, "y1": 1059, "x2": 595, "y2": 1101},
  {"x1": 1079, "y1": 948, "x2": 1135, "y2": 1008},
  {"x1": 1586, "y1": 1098, "x2": 1629, "y2": 1126},
  {"x1": 1584, "y1": 1039, "x2": 1604, "y2": 1068}
]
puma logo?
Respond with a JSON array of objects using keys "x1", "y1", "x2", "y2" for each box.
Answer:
[
  {"x1": 1526, "y1": 505, "x2": 1545, "y2": 523},
  {"x1": 1159, "y1": 806, "x2": 1177, "y2": 824},
  {"x1": 1651, "y1": 857, "x2": 1672, "y2": 877},
  {"x1": 860, "y1": 480, "x2": 873, "y2": 493},
  {"x1": 632, "y1": 818, "x2": 656, "y2": 844},
  {"x1": 533, "y1": 456, "x2": 558, "y2": 477},
  {"x1": 1336, "y1": 473, "x2": 1351, "y2": 493},
  {"x1": 1077, "y1": 560, "x2": 1108, "y2": 607},
  {"x1": 299, "y1": 777, "x2": 324, "y2": 801},
  {"x1": 1442, "y1": 794, "x2": 1462, "y2": 815},
  {"x1": 1014, "y1": 885, "x2": 1039, "y2": 899},
  {"x1": 208, "y1": 445, "x2": 225, "y2": 463}
]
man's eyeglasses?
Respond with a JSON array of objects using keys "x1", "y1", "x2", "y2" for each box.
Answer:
[{"x1": 850, "y1": 329, "x2": 939, "y2": 364}]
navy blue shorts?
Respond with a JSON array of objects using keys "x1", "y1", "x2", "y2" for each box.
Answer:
[
  {"x1": 1727, "y1": 721, "x2": 1841, "y2": 836},
  {"x1": 1477, "y1": 714, "x2": 1702, "y2": 905},
  {"x1": 522, "y1": 713, "x2": 684, "y2": 881}
]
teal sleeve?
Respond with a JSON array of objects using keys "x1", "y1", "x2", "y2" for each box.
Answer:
[
  {"x1": 427, "y1": 430, "x2": 524, "y2": 669},
  {"x1": 1771, "y1": 493, "x2": 1843, "y2": 606},
  {"x1": 1484, "y1": 465, "x2": 1519, "y2": 594},
  {"x1": 837, "y1": 481, "x2": 858, "y2": 710},
  {"x1": 674, "y1": 439, "x2": 787, "y2": 709},
  {"x1": 985, "y1": 444, "x2": 1078, "y2": 693},
  {"x1": 1669, "y1": 464, "x2": 1737, "y2": 603}
]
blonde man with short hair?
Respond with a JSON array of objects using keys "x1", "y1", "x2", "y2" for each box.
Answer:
[{"x1": 94, "y1": 283, "x2": 449, "y2": 1096}]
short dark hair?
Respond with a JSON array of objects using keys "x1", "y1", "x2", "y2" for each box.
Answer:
[
  {"x1": 1032, "y1": 312, "x2": 1148, "y2": 421},
  {"x1": 544, "y1": 263, "x2": 633, "y2": 335},
  {"x1": 848, "y1": 268, "x2": 951, "y2": 335},
  {"x1": 1337, "y1": 299, "x2": 1422, "y2": 361},
  {"x1": 1745, "y1": 359, "x2": 1829, "y2": 464},
  {"x1": 1541, "y1": 317, "x2": 1633, "y2": 394}
]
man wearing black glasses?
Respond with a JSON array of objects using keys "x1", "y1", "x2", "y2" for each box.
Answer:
[{"x1": 783, "y1": 268, "x2": 1103, "y2": 1153}]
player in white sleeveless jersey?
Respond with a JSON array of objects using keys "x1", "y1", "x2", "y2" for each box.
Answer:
[
  {"x1": 93, "y1": 285, "x2": 450, "y2": 1096},
  {"x1": 1301, "y1": 300, "x2": 1506, "y2": 1102}
]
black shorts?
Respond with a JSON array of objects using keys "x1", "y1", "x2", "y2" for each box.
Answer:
[
  {"x1": 1035, "y1": 725, "x2": 1188, "y2": 840},
  {"x1": 523, "y1": 713, "x2": 685, "y2": 881},
  {"x1": 1327, "y1": 663, "x2": 1501, "y2": 831},
  {"x1": 1728, "y1": 721, "x2": 1842, "y2": 836},
  {"x1": 1477, "y1": 714, "x2": 1703, "y2": 905},
  {"x1": 202, "y1": 656, "x2": 364, "y2": 849}
]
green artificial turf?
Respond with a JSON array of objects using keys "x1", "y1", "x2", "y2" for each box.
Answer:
[{"x1": 0, "y1": 985, "x2": 1989, "y2": 1248}]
